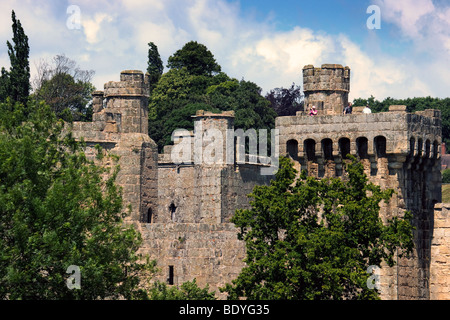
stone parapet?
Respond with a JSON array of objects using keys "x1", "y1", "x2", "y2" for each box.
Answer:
[{"x1": 277, "y1": 110, "x2": 441, "y2": 161}]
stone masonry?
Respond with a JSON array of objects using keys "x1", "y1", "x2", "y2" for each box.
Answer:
[
  {"x1": 431, "y1": 203, "x2": 450, "y2": 299},
  {"x1": 303, "y1": 64, "x2": 350, "y2": 115},
  {"x1": 145, "y1": 110, "x2": 272, "y2": 298},
  {"x1": 69, "y1": 66, "x2": 450, "y2": 299},
  {"x1": 70, "y1": 70, "x2": 158, "y2": 230},
  {"x1": 278, "y1": 64, "x2": 443, "y2": 300}
]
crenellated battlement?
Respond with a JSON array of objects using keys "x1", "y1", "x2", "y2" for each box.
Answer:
[
  {"x1": 278, "y1": 105, "x2": 441, "y2": 170},
  {"x1": 303, "y1": 64, "x2": 350, "y2": 92},
  {"x1": 104, "y1": 70, "x2": 150, "y2": 98}
]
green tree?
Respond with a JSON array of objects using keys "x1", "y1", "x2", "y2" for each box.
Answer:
[
  {"x1": 149, "y1": 42, "x2": 276, "y2": 152},
  {"x1": 0, "y1": 68, "x2": 11, "y2": 103},
  {"x1": 0, "y1": 99, "x2": 155, "y2": 300},
  {"x1": 207, "y1": 78, "x2": 276, "y2": 131},
  {"x1": 167, "y1": 41, "x2": 221, "y2": 76},
  {"x1": 222, "y1": 156, "x2": 414, "y2": 300},
  {"x1": 32, "y1": 54, "x2": 96, "y2": 122},
  {"x1": 265, "y1": 83, "x2": 304, "y2": 116},
  {"x1": 148, "y1": 68, "x2": 218, "y2": 150},
  {"x1": 147, "y1": 42, "x2": 164, "y2": 95},
  {"x1": 0, "y1": 10, "x2": 30, "y2": 105}
]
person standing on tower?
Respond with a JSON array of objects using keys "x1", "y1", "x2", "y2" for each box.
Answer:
[
  {"x1": 309, "y1": 105, "x2": 318, "y2": 116},
  {"x1": 363, "y1": 104, "x2": 372, "y2": 114}
]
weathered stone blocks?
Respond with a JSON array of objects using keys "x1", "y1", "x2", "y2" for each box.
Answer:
[{"x1": 68, "y1": 66, "x2": 450, "y2": 300}]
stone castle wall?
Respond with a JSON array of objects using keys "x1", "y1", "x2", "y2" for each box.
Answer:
[
  {"x1": 141, "y1": 110, "x2": 272, "y2": 293},
  {"x1": 155, "y1": 163, "x2": 271, "y2": 224},
  {"x1": 277, "y1": 74, "x2": 442, "y2": 299},
  {"x1": 68, "y1": 67, "x2": 450, "y2": 300},
  {"x1": 141, "y1": 223, "x2": 245, "y2": 299},
  {"x1": 430, "y1": 203, "x2": 450, "y2": 299}
]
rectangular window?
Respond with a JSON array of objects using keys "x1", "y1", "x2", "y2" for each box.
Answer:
[{"x1": 168, "y1": 266, "x2": 174, "y2": 285}]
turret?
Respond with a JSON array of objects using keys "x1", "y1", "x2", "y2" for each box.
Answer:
[
  {"x1": 303, "y1": 64, "x2": 350, "y2": 115},
  {"x1": 102, "y1": 70, "x2": 149, "y2": 134}
]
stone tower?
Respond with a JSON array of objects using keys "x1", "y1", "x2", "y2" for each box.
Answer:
[
  {"x1": 303, "y1": 64, "x2": 350, "y2": 115},
  {"x1": 71, "y1": 70, "x2": 158, "y2": 226},
  {"x1": 143, "y1": 110, "x2": 272, "y2": 296},
  {"x1": 101, "y1": 70, "x2": 149, "y2": 134},
  {"x1": 278, "y1": 64, "x2": 442, "y2": 299}
]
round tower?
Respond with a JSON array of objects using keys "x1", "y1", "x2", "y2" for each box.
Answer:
[{"x1": 303, "y1": 64, "x2": 350, "y2": 115}]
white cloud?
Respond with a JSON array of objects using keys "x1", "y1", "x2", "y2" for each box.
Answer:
[
  {"x1": 0, "y1": 0, "x2": 448, "y2": 99},
  {"x1": 376, "y1": 0, "x2": 435, "y2": 38},
  {"x1": 338, "y1": 35, "x2": 432, "y2": 100},
  {"x1": 376, "y1": 0, "x2": 450, "y2": 54},
  {"x1": 371, "y1": 0, "x2": 450, "y2": 98},
  {"x1": 81, "y1": 13, "x2": 113, "y2": 44}
]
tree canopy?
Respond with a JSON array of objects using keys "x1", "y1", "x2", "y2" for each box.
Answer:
[
  {"x1": 148, "y1": 278, "x2": 216, "y2": 300},
  {"x1": 222, "y1": 156, "x2": 414, "y2": 300},
  {"x1": 167, "y1": 41, "x2": 221, "y2": 76},
  {"x1": 32, "y1": 54, "x2": 96, "y2": 122},
  {"x1": 265, "y1": 83, "x2": 304, "y2": 117},
  {"x1": 0, "y1": 99, "x2": 155, "y2": 299},
  {"x1": 0, "y1": 10, "x2": 30, "y2": 106},
  {"x1": 148, "y1": 42, "x2": 276, "y2": 152}
]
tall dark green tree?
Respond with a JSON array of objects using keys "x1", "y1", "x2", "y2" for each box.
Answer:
[
  {"x1": 147, "y1": 42, "x2": 164, "y2": 95},
  {"x1": 222, "y1": 156, "x2": 414, "y2": 300},
  {"x1": 167, "y1": 41, "x2": 221, "y2": 76},
  {"x1": 0, "y1": 68, "x2": 10, "y2": 103},
  {"x1": 0, "y1": 10, "x2": 30, "y2": 105}
]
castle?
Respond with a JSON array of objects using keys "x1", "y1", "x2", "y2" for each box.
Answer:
[{"x1": 70, "y1": 65, "x2": 450, "y2": 300}]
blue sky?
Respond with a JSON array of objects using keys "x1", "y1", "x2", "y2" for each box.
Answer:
[
  {"x1": 239, "y1": 0, "x2": 365, "y2": 32},
  {"x1": 0, "y1": 0, "x2": 449, "y2": 100}
]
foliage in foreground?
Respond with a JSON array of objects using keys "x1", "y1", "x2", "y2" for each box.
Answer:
[
  {"x1": 0, "y1": 100, "x2": 154, "y2": 299},
  {"x1": 222, "y1": 156, "x2": 414, "y2": 300}
]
